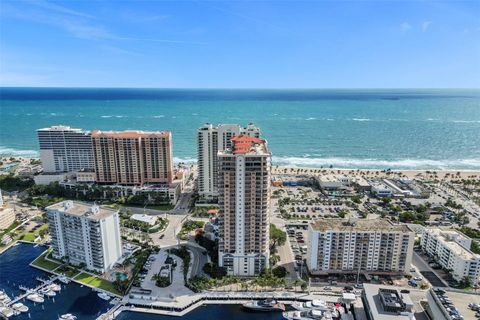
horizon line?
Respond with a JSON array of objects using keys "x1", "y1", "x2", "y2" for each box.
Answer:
[{"x1": 1, "y1": 86, "x2": 480, "y2": 90}]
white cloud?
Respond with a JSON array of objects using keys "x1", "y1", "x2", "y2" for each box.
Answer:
[
  {"x1": 422, "y1": 21, "x2": 432, "y2": 32},
  {"x1": 400, "y1": 22, "x2": 412, "y2": 33}
]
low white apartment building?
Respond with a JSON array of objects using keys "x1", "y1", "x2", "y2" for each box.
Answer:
[
  {"x1": 307, "y1": 218, "x2": 414, "y2": 275},
  {"x1": 421, "y1": 228, "x2": 480, "y2": 282},
  {"x1": 46, "y1": 200, "x2": 122, "y2": 272}
]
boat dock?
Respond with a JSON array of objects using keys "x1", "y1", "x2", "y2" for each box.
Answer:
[{"x1": 5, "y1": 275, "x2": 60, "y2": 307}]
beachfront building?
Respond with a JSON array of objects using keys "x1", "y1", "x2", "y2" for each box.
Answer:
[
  {"x1": 91, "y1": 130, "x2": 173, "y2": 186},
  {"x1": 421, "y1": 228, "x2": 480, "y2": 282},
  {"x1": 0, "y1": 189, "x2": 15, "y2": 230},
  {"x1": 197, "y1": 123, "x2": 260, "y2": 200},
  {"x1": 307, "y1": 218, "x2": 414, "y2": 275},
  {"x1": 46, "y1": 200, "x2": 122, "y2": 272},
  {"x1": 37, "y1": 125, "x2": 94, "y2": 173},
  {"x1": 218, "y1": 135, "x2": 271, "y2": 276}
]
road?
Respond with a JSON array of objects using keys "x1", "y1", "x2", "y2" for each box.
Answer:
[
  {"x1": 186, "y1": 243, "x2": 209, "y2": 277},
  {"x1": 412, "y1": 251, "x2": 449, "y2": 287},
  {"x1": 150, "y1": 213, "x2": 188, "y2": 246},
  {"x1": 271, "y1": 212, "x2": 299, "y2": 281}
]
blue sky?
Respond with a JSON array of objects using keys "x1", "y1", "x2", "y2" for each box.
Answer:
[{"x1": 0, "y1": 0, "x2": 479, "y2": 88}]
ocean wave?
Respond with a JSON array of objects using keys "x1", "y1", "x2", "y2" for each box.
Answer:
[
  {"x1": 153, "y1": 115, "x2": 165, "y2": 118},
  {"x1": 173, "y1": 157, "x2": 197, "y2": 164},
  {"x1": 101, "y1": 115, "x2": 125, "y2": 118},
  {"x1": 0, "y1": 146, "x2": 38, "y2": 158},
  {"x1": 272, "y1": 156, "x2": 480, "y2": 170},
  {"x1": 452, "y1": 120, "x2": 480, "y2": 123},
  {"x1": 305, "y1": 117, "x2": 316, "y2": 121},
  {"x1": 352, "y1": 118, "x2": 370, "y2": 122}
]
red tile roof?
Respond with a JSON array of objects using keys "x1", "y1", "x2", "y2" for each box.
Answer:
[{"x1": 231, "y1": 135, "x2": 265, "y2": 154}]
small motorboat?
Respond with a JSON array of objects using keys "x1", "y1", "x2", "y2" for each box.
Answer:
[
  {"x1": 283, "y1": 309, "x2": 334, "y2": 320},
  {"x1": 243, "y1": 299, "x2": 286, "y2": 312},
  {"x1": 49, "y1": 283, "x2": 62, "y2": 292},
  {"x1": 292, "y1": 299, "x2": 329, "y2": 311},
  {"x1": 12, "y1": 302, "x2": 29, "y2": 313},
  {"x1": 26, "y1": 293, "x2": 45, "y2": 303},
  {"x1": 59, "y1": 313, "x2": 77, "y2": 320}
]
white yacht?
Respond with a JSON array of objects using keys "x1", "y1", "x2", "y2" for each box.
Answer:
[
  {"x1": 283, "y1": 309, "x2": 335, "y2": 320},
  {"x1": 40, "y1": 287, "x2": 57, "y2": 297},
  {"x1": 12, "y1": 302, "x2": 29, "y2": 313},
  {"x1": 0, "y1": 306, "x2": 14, "y2": 318},
  {"x1": 0, "y1": 291, "x2": 11, "y2": 304},
  {"x1": 243, "y1": 299, "x2": 286, "y2": 312},
  {"x1": 59, "y1": 313, "x2": 77, "y2": 320},
  {"x1": 26, "y1": 293, "x2": 45, "y2": 303},
  {"x1": 292, "y1": 299, "x2": 329, "y2": 312},
  {"x1": 97, "y1": 292, "x2": 111, "y2": 301},
  {"x1": 49, "y1": 283, "x2": 62, "y2": 292}
]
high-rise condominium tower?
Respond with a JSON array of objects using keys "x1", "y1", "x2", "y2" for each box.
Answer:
[
  {"x1": 91, "y1": 130, "x2": 173, "y2": 186},
  {"x1": 197, "y1": 123, "x2": 260, "y2": 199},
  {"x1": 37, "y1": 125, "x2": 94, "y2": 173},
  {"x1": 46, "y1": 200, "x2": 122, "y2": 272},
  {"x1": 218, "y1": 135, "x2": 271, "y2": 276}
]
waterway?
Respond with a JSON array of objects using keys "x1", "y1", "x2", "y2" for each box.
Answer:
[{"x1": 0, "y1": 242, "x2": 284, "y2": 319}]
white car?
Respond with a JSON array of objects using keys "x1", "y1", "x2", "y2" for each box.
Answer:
[{"x1": 414, "y1": 276, "x2": 423, "y2": 281}]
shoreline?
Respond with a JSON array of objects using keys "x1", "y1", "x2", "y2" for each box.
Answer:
[{"x1": 2, "y1": 156, "x2": 480, "y2": 175}]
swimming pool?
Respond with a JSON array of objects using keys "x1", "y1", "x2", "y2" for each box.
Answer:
[{"x1": 111, "y1": 272, "x2": 128, "y2": 281}]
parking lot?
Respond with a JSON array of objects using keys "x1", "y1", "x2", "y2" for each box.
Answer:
[{"x1": 139, "y1": 247, "x2": 193, "y2": 299}]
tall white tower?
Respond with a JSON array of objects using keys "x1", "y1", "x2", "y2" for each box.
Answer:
[{"x1": 197, "y1": 123, "x2": 260, "y2": 199}]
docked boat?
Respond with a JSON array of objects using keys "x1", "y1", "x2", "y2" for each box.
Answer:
[
  {"x1": 58, "y1": 276, "x2": 71, "y2": 284},
  {"x1": 283, "y1": 309, "x2": 335, "y2": 320},
  {"x1": 49, "y1": 283, "x2": 62, "y2": 292},
  {"x1": 0, "y1": 291, "x2": 11, "y2": 304},
  {"x1": 12, "y1": 302, "x2": 29, "y2": 313},
  {"x1": 40, "y1": 287, "x2": 57, "y2": 297},
  {"x1": 0, "y1": 306, "x2": 14, "y2": 318},
  {"x1": 26, "y1": 293, "x2": 45, "y2": 303},
  {"x1": 292, "y1": 299, "x2": 329, "y2": 312},
  {"x1": 59, "y1": 313, "x2": 77, "y2": 320},
  {"x1": 243, "y1": 299, "x2": 286, "y2": 312},
  {"x1": 97, "y1": 292, "x2": 111, "y2": 300}
]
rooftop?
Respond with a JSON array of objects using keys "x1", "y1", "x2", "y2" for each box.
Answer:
[
  {"x1": 92, "y1": 129, "x2": 170, "y2": 139},
  {"x1": 425, "y1": 228, "x2": 479, "y2": 260},
  {"x1": 38, "y1": 125, "x2": 88, "y2": 133},
  {"x1": 363, "y1": 284, "x2": 414, "y2": 320},
  {"x1": 311, "y1": 218, "x2": 412, "y2": 233},
  {"x1": 219, "y1": 135, "x2": 269, "y2": 155},
  {"x1": 46, "y1": 200, "x2": 117, "y2": 220}
]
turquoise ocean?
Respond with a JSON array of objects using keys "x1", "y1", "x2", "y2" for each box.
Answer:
[{"x1": 1, "y1": 88, "x2": 479, "y2": 170}]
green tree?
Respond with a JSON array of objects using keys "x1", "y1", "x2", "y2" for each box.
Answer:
[
  {"x1": 272, "y1": 266, "x2": 287, "y2": 278},
  {"x1": 269, "y1": 224, "x2": 287, "y2": 250}
]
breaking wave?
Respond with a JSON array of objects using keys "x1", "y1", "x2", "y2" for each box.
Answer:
[
  {"x1": 272, "y1": 156, "x2": 480, "y2": 170},
  {"x1": 0, "y1": 146, "x2": 39, "y2": 158}
]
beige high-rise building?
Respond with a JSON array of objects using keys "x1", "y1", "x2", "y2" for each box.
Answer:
[
  {"x1": 218, "y1": 135, "x2": 271, "y2": 276},
  {"x1": 197, "y1": 123, "x2": 260, "y2": 199},
  {"x1": 0, "y1": 189, "x2": 15, "y2": 230},
  {"x1": 91, "y1": 130, "x2": 173, "y2": 186},
  {"x1": 307, "y1": 218, "x2": 414, "y2": 275}
]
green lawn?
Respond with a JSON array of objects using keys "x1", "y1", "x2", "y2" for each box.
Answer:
[
  {"x1": 31, "y1": 251, "x2": 61, "y2": 271},
  {"x1": 74, "y1": 272, "x2": 120, "y2": 295},
  {"x1": 21, "y1": 223, "x2": 49, "y2": 242}
]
